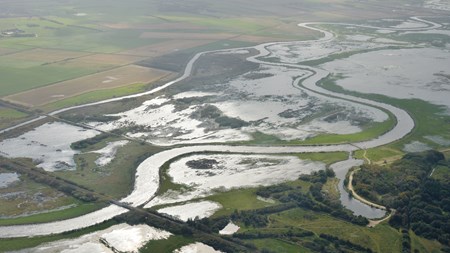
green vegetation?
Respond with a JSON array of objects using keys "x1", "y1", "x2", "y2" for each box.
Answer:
[
  {"x1": 207, "y1": 188, "x2": 277, "y2": 217},
  {"x1": 0, "y1": 107, "x2": 29, "y2": 129},
  {"x1": 353, "y1": 150, "x2": 450, "y2": 248},
  {"x1": 141, "y1": 235, "x2": 194, "y2": 253},
  {"x1": 40, "y1": 83, "x2": 148, "y2": 112},
  {"x1": 251, "y1": 238, "x2": 313, "y2": 253},
  {"x1": 295, "y1": 152, "x2": 348, "y2": 166},
  {"x1": 269, "y1": 209, "x2": 401, "y2": 253},
  {"x1": 57, "y1": 141, "x2": 164, "y2": 198},
  {"x1": 0, "y1": 202, "x2": 105, "y2": 226},
  {"x1": 320, "y1": 77, "x2": 450, "y2": 160},
  {"x1": 0, "y1": 65, "x2": 97, "y2": 97}
]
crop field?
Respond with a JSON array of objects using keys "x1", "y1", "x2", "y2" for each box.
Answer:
[
  {"x1": 4, "y1": 65, "x2": 172, "y2": 107},
  {"x1": 119, "y1": 39, "x2": 216, "y2": 57}
]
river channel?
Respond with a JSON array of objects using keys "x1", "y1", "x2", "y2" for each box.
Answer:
[{"x1": 1, "y1": 17, "x2": 438, "y2": 238}]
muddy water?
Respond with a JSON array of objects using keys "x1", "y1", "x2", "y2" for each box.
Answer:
[
  {"x1": 1, "y1": 16, "x2": 438, "y2": 237},
  {"x1": 331, "y1": 159, "x2": 386, "y2": 218}
]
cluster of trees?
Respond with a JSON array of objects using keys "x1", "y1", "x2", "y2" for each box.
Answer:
[
  {"x1": 71, "y1": 133, "x2": 110, "y2": 150},
  {"x1": 353, "y1": 150, "x2": 450, "y2": 246},
  {"x1": 255, "y1": 169, "x2": 368, "y2": 226},
  {"x1": 319, "y1": 234, "x2": 373, "y2": 253}
]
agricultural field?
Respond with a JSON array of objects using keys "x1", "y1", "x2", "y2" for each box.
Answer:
[{"x1": 5, "y1": 65, "x2": 172, "y2": 107}]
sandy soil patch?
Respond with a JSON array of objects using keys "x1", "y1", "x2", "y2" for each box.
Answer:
[
  {"x1": 90, "y1": 140, "x2": 129, "y2": 166},
  {"x1": 174, "y1": 242, "x2": 223, "y2": 253},
  {"x1": 5, "y1": 65, "x2": 172, "y2": 107},
  {"x1": 219, "y1": 221, "x2": 240, "y2": 235},
  {"x1": 157, "y1": 201, "x2": 222, "y2": 221},
  {"x1": 15, "y1": 223, "x2": 171, "y2": 253}
]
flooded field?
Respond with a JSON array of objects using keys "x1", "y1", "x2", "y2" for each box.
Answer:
[
  {"x1": 0, "y1": 172, "x2": 19, "y2": 188},
  {"x1": 0, "y1": 15, "x2": 444, "y2": 243},
  {"x1": 322, "y1": 48, "x2": 450, "y2": 112},
  {"x1": 0, "y1": 122, "x2": 99, "y2": 171}
]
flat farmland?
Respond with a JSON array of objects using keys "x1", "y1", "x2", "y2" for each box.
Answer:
[
  {"x1": 119, "y1": 39, "x2": 215, "y2": 57},
  {"x1": 0, "y1": 47, "x2": 19, "y2": 56},
  {"x1": 63, "y1": 54, "x2": 145, "y2": 67},
  {"x1": 4, "y1": 65, "x2": 172, "y2": 107},
  {"x1": 0, "y1": 48, "x2": 89, "y2": 68}
]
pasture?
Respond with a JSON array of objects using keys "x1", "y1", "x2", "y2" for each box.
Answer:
[{"x1": 4, "y1": 65, "x2": 172, "y2": 107}]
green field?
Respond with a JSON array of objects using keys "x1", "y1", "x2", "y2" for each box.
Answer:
[
  {"x1": 40, "y1": 82, "x2": 148, "y2": 112},
  {"x1": 0, "y1": 202, "x2": 106, "y2": 226},
  {"x1": 270, "y1": 208, "x2": 402, "y2": 253},
  {"x1": 56, "y1": 139, "x2": 163, "y2": 199}
]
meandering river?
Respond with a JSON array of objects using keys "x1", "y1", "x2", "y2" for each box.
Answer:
[{"x1": 1, "y1": 17, "x2": 438, "y2": 238}]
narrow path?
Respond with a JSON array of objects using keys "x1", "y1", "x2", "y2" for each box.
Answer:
[
  {"x1": 347, "y1": 168, "x2": 396, "y2": 227},
  {"x1": 347, "y1": 169, "x2": 385, "y2": 210}
]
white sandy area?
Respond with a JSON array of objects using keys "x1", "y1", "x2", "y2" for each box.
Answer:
[
  {"x1": 14, "y1": 223, "x2": 169, "y2": 253},
  {"x1": 91, "y1": 140, "x2": 129, "y2": 166},
  {"x1": 173, "y1": 91, "x2": 218, "y2": 99},
  {"x1": 257, "y1": 196, "x2": 276, "y2": 204},
  {"x1": 0, "y1": 122, "x2": 99, "y2": 171},
  {"x1": 391, "y1": 20, "x2": 429, "y2": 29},
  {"x1": 100, "y1": 224, "x2": 172, "y2": 253},
  {"x1": 219, "y1": 221, "x2": 240, "y2": 235},
  {"x1": 158, "y1": 201, "x2": 222, "y2": 221},
  {"x1": 173, "y1": 242, "x2": 223, "y2": 253},
  {"x1": 146, "y1": 154, "x2": 324, "y2": 208}
]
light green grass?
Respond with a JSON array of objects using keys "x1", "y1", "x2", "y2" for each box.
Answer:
[
  {"x1": 298, "y1": 118, "x2": 394, "y2": 145},
  {"x1": 270, "y1": 208, "x2": 402, "y2": 253},
  {"x1": 0, "y1": 107, "x2": 28, "y2": 119},
  {"x1": 40, "y1": 83, "x2": 147, "y2": 112},
  {"x1": 251, "y1": 238, "x2": 312, "y2": 253},
  {"x1": 354, "y1": 147, "x2": 404, "y2": 163},
  {"x1": 140, "y1": 235, "x2": 194, "y2": 253},
  {"x1": 410, "y1": 230, "x2": 442, "y2": 253},
  {"x1": 0, "y1": 202, "x2": 105, "y2": 226},
  {"x1": 431, "y1": 165, "x2": 449, "y2": 181},
  {"x1": 295, "y1": 152, "x2": 348, "y2": 166},
  {"x1": 55, "y1": 141, "x2": 160, "y2": 199},
  {"x1": 157, "y1": 15, "x2": 267, "y2": 33},
  {"x1": 206, "y1": 188, "x2": 277, "y2": 217},
  {"x1": 321, "y1": 79, "x2": 450, "y2": 153},
  {"x1": 0, "y1": 65, "x2": 95, "y2": 97}
]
